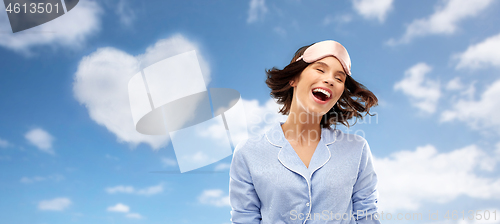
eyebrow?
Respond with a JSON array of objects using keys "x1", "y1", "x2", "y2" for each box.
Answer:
[{"x1": 314, "y1": 61, "x2": 347, "y2": 77}]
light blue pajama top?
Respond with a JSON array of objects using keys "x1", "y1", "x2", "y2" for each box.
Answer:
[{"x1": 229, "y1": 121, "x2": 381, "y2": 224}]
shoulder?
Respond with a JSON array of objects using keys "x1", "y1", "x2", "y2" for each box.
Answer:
[
  {"x1": 324, "y1": 127, "x2": 367, "y2": 144},
  {"x1": 327, "y1": 127, "x2": 369, "y2": 152}
]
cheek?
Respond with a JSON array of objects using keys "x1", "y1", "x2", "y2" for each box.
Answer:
[
  {"x1": 297, "y1": 83, "x2": 310, "y2": 96},
  {"x1": 335, "y1": 86, "x2": 345, "y2": 97}
]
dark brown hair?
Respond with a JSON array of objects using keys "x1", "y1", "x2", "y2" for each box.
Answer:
[{"x1": 265, "y1": 43, "x2": 378, "y2": 128}]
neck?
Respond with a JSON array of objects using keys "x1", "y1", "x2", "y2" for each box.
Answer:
[{"x1": 281, "y1": 111, "x2": 322, "y2": 146}]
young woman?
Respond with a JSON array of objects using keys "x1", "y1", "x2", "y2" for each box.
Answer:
[{"x1": 229, "y1": 40, "x2": 381, "y2": 224}]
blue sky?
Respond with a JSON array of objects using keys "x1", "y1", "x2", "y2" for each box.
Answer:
[{"x1": 1, "y1": 0, "x2": 500, "y2": 223}]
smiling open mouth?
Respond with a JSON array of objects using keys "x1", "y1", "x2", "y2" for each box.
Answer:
[{"x1": 312, "y1": 88, "x2": 331, "y2": 102}]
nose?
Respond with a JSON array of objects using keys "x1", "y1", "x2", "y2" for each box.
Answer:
[{"x1": 323, "y1": 80, "x2": 333, "y2": 86}]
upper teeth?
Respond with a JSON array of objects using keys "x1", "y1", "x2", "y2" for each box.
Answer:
[{"x1": 312, "y1": 88, "x2": 331, "y2": 98}]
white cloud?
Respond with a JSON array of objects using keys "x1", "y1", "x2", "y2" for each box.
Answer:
[
  {"x1": 25, "y1": 128, "x2": 55, "y2": 155},
  {"x1": 197, "y1": 98, "x2": 287, "y2": 148},
  {"x1": 273, "y1": 27, "x2": 286, "y2": 36},
  {"x1": 73, "y1": 34, "x2": 209, "y2": 150},
  {"x1": 496, "y1": 142, "x2": 500, "y2": 159},
  {"x1": 394, "y1": 63, "x2": 441, "y2": 114},
  {"x1": 161, "y1": 157, "x2": 177, "y2": 167},
  {"x1": 455, "y1": 33, "x2": 500, "y2": 70},
  {"x1": 136, "y1": 184, "x2": 163, "y2": 196},
  {"x1": 38, "y1": 197, "x2": 72, "y2": 211},
  {"x1": 107, "y1": 203, "x2": 129, "y2": 213},
  {"x1": 387, "y1": 0, "x2": 494, "y2": 45},
  {"x1": 107, "y1": 203, "x2": 144, "y2": 219},
  {"x1": 247, "y1": 97, "x2": 289, "y2": 133},
  {"x1": 214, "y1": 162, "x2": 231, "y2": 171},
  {"x1": 105, "y1": 183, "x2": 164, "y2": 196},
  {"x1": 0, "y1": 0, "x2": 102, "y2": 55},
  {"x1": 20, "y1": 174, "x2": 64, "y2": 184},
  {"x1": 375, "y1": 144, "x2": 500, "y2": 212},
  {"x1": 323, "y1": 14, "x2": 352, "y2": 26},
  {"x1": 22, "y1": 176, "x2": 46, "y2": 183},
  {"x1": 446, "y1": 77, "x2": 464, "y2": 91},
  {"x1": 247, "y1": 0, "x2": 267, "y2": 23},
  {"x1": 445, "y1": 77, "x2": 476, "y2": 102},
  {"x1": 0, "y1": 138, "x2": 9, "y2": 148},
  {"x1": 198, "y1": 189, "x2": 230, "y2": 207},
  {"x1": 115, "y1": 0, "x2": 135, "y2": 27},
  {"x1": 106, "y1": 185, "x2": 135, "y2": 194},
  {"x1": 441, "y1": 79, "x2": 500, "y2": 135},
  {"x1": 191, "y1": 151, "x2": 210, "y2": 164},
  {"x1": 125, "y1": 213, "x2": 143, "y2": 219},
  {"x1": 105, "y1": 154, "x2": 119, "y2": 160},
  {"x1": 138, "y1": 37, "x2": 211, "y2": 82},
  {"x1": 352, "y1": 0, "x2": 394, "y2": 22}
]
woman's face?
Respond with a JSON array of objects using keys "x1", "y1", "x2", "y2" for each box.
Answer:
[{"x1": 290, "y1": 56, "x2": 346, "y2": 117}]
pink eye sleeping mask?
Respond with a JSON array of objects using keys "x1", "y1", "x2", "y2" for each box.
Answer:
[{"x1": 296, "y1": 40, "x2": 352, "y2": 76}]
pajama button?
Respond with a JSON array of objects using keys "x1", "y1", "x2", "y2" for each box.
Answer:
[{"x1": 306, "y1": 203, "x2": 310, "y2": 206}]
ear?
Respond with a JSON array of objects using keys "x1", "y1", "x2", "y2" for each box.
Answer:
[{"x1": 289, "y1": 79, "x2": 296, "y2": 87}]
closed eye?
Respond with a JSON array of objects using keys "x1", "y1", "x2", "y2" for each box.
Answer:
[{"x1": 316, "y1": 69, "x2": 324, "y2": 73}]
